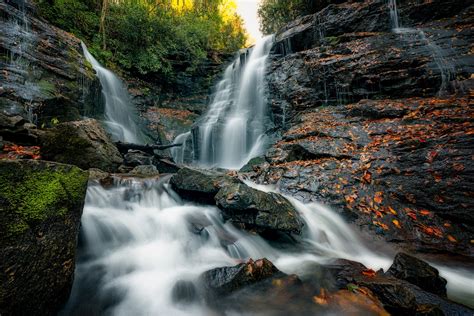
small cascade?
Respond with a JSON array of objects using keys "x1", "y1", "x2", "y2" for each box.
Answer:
[
  {"x1": 175, "y1": 35, "x2": 274, "y2": 169},
  {"x1": 171, "y1": 132, "x2": 192, "y2": 164},
  {"x1": 395, "y1": 28, "x2": 455, "y2": 95},
  {"x1": 81, "y1": 43, "x2": 143, "y2": 144},
  {"x1": 4, "y1": 0, "x2": 39, "y2": 121},
  {"x1": 64, "y1": 177, "x2": 474, "y2": 314},
  {"x1": 388, "y1": 0, "x2": 400, "y2": 29},
  {"x1": 387, "y1": 1, "x2": 455, "y2": 95}
]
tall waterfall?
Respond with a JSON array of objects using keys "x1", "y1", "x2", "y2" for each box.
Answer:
[
  {"x1": 173, "y1": 35, "x2": 274, "y2": 169},
  {"x1": 81, "y1": 43, "x2": 143, "y2": 144}
]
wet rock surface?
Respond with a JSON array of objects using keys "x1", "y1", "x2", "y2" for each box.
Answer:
[
  {"x1": 215, "y1": 183, "x2": 303, "y2": 235},
  {"x1": 251, "y1": 0, "x2": 474, "y2": 257},
  {"x1": 199, "y1": 254, "x2": 471, "y2": 315},
  {"x1": 0, "y1": 159, "x2": 88, "y2": 316},
  {"x1": 0, "y1": 0, "x2": 103, "y2": 125},
  {"x1": 39, "y1": 119, "x2": 123, "y2": 172},
  {"x1": 200, "y1": 258, "x2": 281, "y2": 298},
  {"x1": 386, "y1": 252, "x2": 447, "y2": 297},
  {"x1": 170, "y1": 167, "x2": 240, "y2": 204}
]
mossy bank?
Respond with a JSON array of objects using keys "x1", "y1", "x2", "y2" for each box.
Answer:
[{"x1": 0, "y1": 159, "x2": 88, "y2": 316}]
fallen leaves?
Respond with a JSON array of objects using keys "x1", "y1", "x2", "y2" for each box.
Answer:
[
  {"x1": 0, "y1": 144, "x2": 41, "y2": 160},
  {"x1": 419, "y1": 224, "x2": 443, "y2": 238}
]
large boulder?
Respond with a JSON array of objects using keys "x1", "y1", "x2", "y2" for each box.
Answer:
[
  {"x1": 170, "y1": 167, "x2": 240, "y2": 204},
  {"x1": 39, "y1": 119, "x2": 123, "y2": 172},
  {"x1": 299, "y1": 256, "x2": 472, "y2": 315},
  {"x1": 386, "y1": 252, "x2": 447, "y2": 297},
  {"x1": 215, "y1": 183, "x2": 304, "y2": 235},
  {"x1": 0, "y1": 159, "x2": 88, "y2": 316}
]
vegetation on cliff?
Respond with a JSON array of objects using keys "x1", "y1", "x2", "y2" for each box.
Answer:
[
  {"x1": 258, "y1": 0, "x2": 336, "y2": 34},
  {"x1": 36, "y1": 0, "x2": 247, "y2": 83}
]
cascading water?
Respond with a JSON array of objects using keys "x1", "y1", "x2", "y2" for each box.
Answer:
[
  {"x1": 64, "y1": 177, "x2": 473, "y2": 314},
  {"x1": 388, "y1": 0, "x2": 400, "y2": 29},
  {"x1": 81, "y1": 43, "x2": 143, "y2": 144},
  {"x1": 173, "y1": 36, "x2": 274, "y2": 169},
  {"x1": 3, "y1": 0, "x2": 39, "y2": 121},
  {"x1": 66, "y1": 14, "x2": 472, "y2": 315},
  {"x1": 387, "y1": 0, "x2": 455, "y2": 95}
]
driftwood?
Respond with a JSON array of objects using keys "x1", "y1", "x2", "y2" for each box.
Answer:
[{"x1": 115, "y1": 141, "x2": 182, "y2": 154}]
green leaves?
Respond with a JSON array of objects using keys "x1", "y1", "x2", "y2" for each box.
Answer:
[{"x1": 37, "y1": 0, "x2": 247, "y2": 84}]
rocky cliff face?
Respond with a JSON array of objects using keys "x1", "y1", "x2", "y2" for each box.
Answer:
[
  {"x1": 249, "y1": 0, "x2": 473, "y2": 258},
  {"x1": 0, "y1": 0, "x2": 103, "y2": 127}
]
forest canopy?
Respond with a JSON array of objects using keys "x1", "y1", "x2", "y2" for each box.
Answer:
[
  {"x1": 258, "y1": 0, "x2": 338, "y2": 35},
  {"x1": 36, "y1": 0, "x2": 247, "y2": 81}
]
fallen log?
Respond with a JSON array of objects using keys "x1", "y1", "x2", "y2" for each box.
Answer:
[{"x1": 115, "y1": 141, "x2": 182, "y2": 154}]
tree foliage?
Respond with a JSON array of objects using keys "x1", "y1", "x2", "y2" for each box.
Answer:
[
  {"x1": 37, "y1": 0, "x2": 247, "y2": 82},
  {"x1": 258, "y1": 0, "x2": 337, "y2": 35}
]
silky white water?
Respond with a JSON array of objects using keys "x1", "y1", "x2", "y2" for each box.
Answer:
[
  {"x1": 81, "y1": 43, "x2": 142, "y2": 144},
  {"x1": 172, "y1": 36, "x2": 274, "y2": 169},
  {"x1": 63, "y1": 177, "x2": 473, "y2": 315}
]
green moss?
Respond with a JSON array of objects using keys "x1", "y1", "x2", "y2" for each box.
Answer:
[
  {"x1": 38, "y1": 79, "x2": 57, "y2": 98},
  {"x1": 326, "y1": 36, "x2": 340, "y2": 46},
  {"x1": 0, "y1": 161, "x2": 88, "y2": 237}
]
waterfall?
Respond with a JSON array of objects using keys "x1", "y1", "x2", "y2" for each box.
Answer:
[
  {"x1": 172, "y1": 36, "x2": 274, "y2": 169},
  {"x1": 387, "y1": 1, "x2": 454, "y2": 95},
  {"x1": 4, "y1": 0, "x2": 38, "y2": 121},
  {"x1": 388, "y1": 0, "x2": 400, "y2": 29},
  {"x1": 81, "y1": 43, "x2": 143, "y2": 144},
  {"x1": 171, "y1": 132, "x2": 192, "y2": 164},
  {"x1": 63, "y1": 178, "x2": 474, "y2": 314}
]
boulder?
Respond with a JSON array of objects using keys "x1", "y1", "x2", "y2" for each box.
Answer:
[
  {"x1": 200, "y1": 258, "x2": 282, "y2": 298},
  {"x1": 386, "y1": 253, "x2": 447, "y2": 297},
  {"x1": 130, "y1": 165, "x2": 160, "y2": 177},
  {"x1": 39, "y1": 119, "x2": 123, "y2": 172},
  {"x1": 154, "y1": 158, "x2": 181, "y2": 174},
  {"x1": 170, "y1": 167, "x2": 240, "y2": 204},
  {"x1": 0, "y1": 113, "x2": 38, "y2": 144},
  {"x1": 0, "y1": 159, "x2": 88, "y2": 316},
  {"x1": 214, "y1": 183, "x2": 303, "y2": 235},
  {"x1": 88, "y1": 168, "x2": 114, "y2": 188},
  {"x1": 123, "y1": 150, "x2": 154, "y2": 167},
  {"x1": 302, "y1": 257, "x2": 472, "y2": 315}
]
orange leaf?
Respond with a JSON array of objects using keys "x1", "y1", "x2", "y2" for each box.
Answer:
[
  {"x1": 374, "y1": 192, "x2": 383, "y2": 204},
  {"x1": 362, "y1": 171, "x2": 372, "y2": 184},
  {"x1": 388, "y1": 206, "x2": 397, "y2": 215},
  {"x1": 447, "y1": 235, "x2": 457, "y2": 243},
  {"x1": 420, "y1": 210, "x2": 431, "y2": 216},
  {"x1": 407, "y1": 212, "x2": 417, "y2": 221},
  {"x1": 362, "y1": 269, "x2": 376, "y2": 277},
  {"x1": 392, "y1": 219, "x2": 401, "y2": 229}
]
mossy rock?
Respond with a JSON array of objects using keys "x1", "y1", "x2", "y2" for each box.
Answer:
[
  {"x1": 0, "y1": 159, "x2": 88, "y2": 315},
  {"x1": 39, "y1": 118, "x2": 123, "y2": 172},
  {"x1": 239, "y1": 156, "x2": 267, "y2": 173}
]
